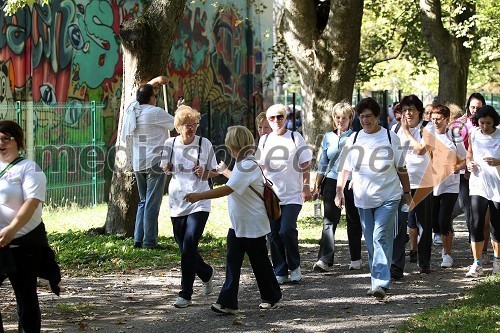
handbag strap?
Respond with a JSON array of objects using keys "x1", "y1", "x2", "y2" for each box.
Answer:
[
  {"x1": 0, "y1": 156, "x2": 25, "y2": 179},
  {"x1": 248, "y1": 160, "x2": 273, "y2": 202}
]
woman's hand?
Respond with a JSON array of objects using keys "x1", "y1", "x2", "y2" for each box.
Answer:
[
  {"x1": 0, "y1": 226, "x2": 16, "y2": 248},
  {"x1": 334, "y1": 191, "x2": 345, "y2": 209},
  {"x1": 193, "y1": 165, "x2": 204, "y2": 178},
  {"x1": 311, "y1": 187, "x2": 320, "y2": 200},
  {"x1": 467, "y1": 160, "x2": 478, "y2": 172},
  {"x1": 184, "y1": 193, "x2": 202, "y2": 203},
  {"x1": 163, "y1": 162, "x2": 173, "y2": 174},
  {"x1": 483, "y1": 157, "x2": 499, "y2": 167},
  {"x1": 302, "y1": 186, "x2": 312, "y2": 202},
  {"x1": 216, "y1": 161, "x2": 227, "y2": 174}
]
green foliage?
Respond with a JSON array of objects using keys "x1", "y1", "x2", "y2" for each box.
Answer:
[
  {"x1": 399, "y1": 274, "x2": 500, "y2": 332},
  {"x1": 3, "y1": 0, "x2": 49, "y2": 16}
]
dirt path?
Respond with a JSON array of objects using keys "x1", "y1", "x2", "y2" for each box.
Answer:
[{"x1": 1, "y1": 217, "x2": 490, "y2": 332}]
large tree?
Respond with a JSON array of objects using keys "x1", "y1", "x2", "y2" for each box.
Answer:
[
  {"x1": 103, "y1": 0, "x2": 187, "y2": 235},
  {"x1": 419, "y1": 0, "x2": 475, "y2": 106},
  {"x1": 279, "y1": 0, "x2": 364, "y2": 152}
]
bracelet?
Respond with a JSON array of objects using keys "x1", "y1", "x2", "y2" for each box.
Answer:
[
  {"x1": 404, "y1": 191, "x2": 411, "y2": 194},
  {"x1": 303, "y1": 183, "x2": 310, "y2": 186}
]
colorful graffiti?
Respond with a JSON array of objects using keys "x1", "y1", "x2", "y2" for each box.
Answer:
[{"x1": 0, "y1": 0, "x2": 273, "y2": 203}]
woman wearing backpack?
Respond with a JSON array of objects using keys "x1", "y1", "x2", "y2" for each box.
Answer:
[
  {"x1": 184, "y1": 126, "x2": 282, "y2": 314},
  {"x1": 335, "y1": 98, "x2": 411, "y2": 299},
  {"x1": 162, "y1": 105, "x2": 218, "y2": 308},
  {"x1": 311, "y1": 101, "x2": 362, "y2": 272}
]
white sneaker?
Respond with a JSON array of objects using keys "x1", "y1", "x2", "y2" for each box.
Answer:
[
  {"x1": 433, "y1": 233, "x2": 442, "y2": 246},
  {"x1": 313, "y1": 260, "x2": 329, "y2": 272},
  {"x1": 259, "y1": 299, "x2": 280, "y2": 309},
  {"x1": 493, "y1": 259, "x2": 500, "y2": 274},
  {"x1": 211, "y1": 303, "x2": 237, "y2": 315},
  {"x1": 276, "y1": 275, "x2": 289, "y2": 284},
  {"x1": 349, "y1": 259, "x2": 362, "y2": 270},
  {"x1": 173, "y1": 297, "x2": 192, "y2": 308},
  {"x1": 290, "y1": 267, "x2": 302, "y2": 282},
  {"x1": 465, "y1": 262, "x2": 484, "y2": 278},
  {"x1": 202, "y1": 266, "x2": 216, "y2": 295},
  {"x1": 441, "y1": 254, "x2": 453, "y2": 268}
]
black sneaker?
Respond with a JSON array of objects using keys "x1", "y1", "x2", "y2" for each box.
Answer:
[
  {"x1": 408, "y1": 250, "x2": 417, "y2": 263},
  {"x1": 133, "y1": 242, "x2": 142, "y2": 248},
  {"x1": 419, "y1": 266, "x2": 431, "y2": 274}
]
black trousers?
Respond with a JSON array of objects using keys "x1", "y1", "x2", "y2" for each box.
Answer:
[{"x1": 318, "y1": 178, "x2": 362, "y2": 265}]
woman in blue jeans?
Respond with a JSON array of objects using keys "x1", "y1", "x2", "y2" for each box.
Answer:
[
  {"x1": 335, "y1": 98, "x2": 411, "y2": 299},
  {"x1": 162, "y1": 106, "x2": 218, "y2": 308}
]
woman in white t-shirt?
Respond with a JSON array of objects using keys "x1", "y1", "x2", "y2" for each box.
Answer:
[
  {"x1": 465, "y1": 105, "x2": 500, "y2": 277},
  {"x1": 185, "y1": 126, "x2": 282, "y2": 314},
  {"x1": 335, "y1": 98, "x2": 411, "y2": 299},
  {"x1": 162, "y1": 106, "x2": 218, "y2": 308},
  {"x1": 258, "y1": 104, "x2": 313, "y2": 284},
  {"x1": 0, "y1": 120, "x2": 60, "y2": 332},
  {"x1": 430, "y1": 105, "x2": 467, "y2": 268}
]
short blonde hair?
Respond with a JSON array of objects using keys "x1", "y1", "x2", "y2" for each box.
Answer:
[
  {"x1": 447, "y1": 103, "x2": 465, "y2": 121},
  {"x1": 255, "y1": 111, "x2": 267, "y2": 125},
  {"x1": 266, "y1": 104, "x2": 287, "y2": 119},
  {"x1": 331, "y1": 101, "x2": 354, "y2": 130},
  {"x1": 174, "y1": 106, "x2": 201, "y2": 132},
  {"x1": 225, "y1": 126, "x2": 255, "y2": 158}
]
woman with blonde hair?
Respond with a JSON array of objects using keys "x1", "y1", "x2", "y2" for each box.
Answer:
[
  {"x1": 162, "y1": 105, "x2": 218, "y2": 308},
  {"x1": 185, "y1": 126, "x2": 282, "y2": 314},
  {"x1": 312, "y1": 101, "x2": 362, "y2": 272}
]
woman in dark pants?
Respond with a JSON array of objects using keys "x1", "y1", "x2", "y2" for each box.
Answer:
[
  {"x1": 0, "y1": 120, "x2": 60, "y2": 332},
  {"x1": 312, "y1": 101, "x2": 362, "y2": 272}
]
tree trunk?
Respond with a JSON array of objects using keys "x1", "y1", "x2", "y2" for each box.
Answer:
[
  {"x1": 104, "y1": 0, "x2": 187, "y2": 236},
  {"x1": 280, "y1": 0, "x2": 364, "y2": 157},
  {"x1": 420, "y1": 0, "x2": 474, "y2": 107}
]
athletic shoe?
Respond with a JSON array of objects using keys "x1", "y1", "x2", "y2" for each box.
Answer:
[
  {"x1": 465, "y1": 262, "x2": 484, "y2": 278},
  {"x1": 366, "y1": 289, "x2": 374, "y2": 296},
  {"x1": 493, "y1": 259, "x2": 500, "y2": 274},
  {"x1": 349, "y1": 259, "x2": 362, "y2": 270},
  {"x1": 290, "y1": 267, "x2": 302, "y2": 283},
  {"x1": 276, "y1": 275, "x2": 289, "y2": 285},
  {"x1": 372, "y1": 287, "x2": 386, "y2": 300},
  {"x1": 202, "y1": 266, "x2": 216, "y2": 295},
  {"x1": 313, "y1": 260, "x2": 329, "y2": 272},
  {"x1": 441, "y1": 254, "x2": 453, "y2": 268},
  {"x1": 211, "y1": 303, "x2": 237, "y2": 315},
  {"x1": 173, "y1": 297, "x2": 192, "y2": 308},
  {"x1": 133, "y1": 242, "x2": 142, "y2": 249},
  {"x1": 433, "y1": 233, "x2": 442, "y2": 246},
  {"x1": 408, "y1": 250, "x2": 417, "y2": 263},
  {"x1": 419, "y1": 266, "x2": 431, "y2": 274},
  {"x1": 259, "y1": 300, "x2": 280, "y2": 309}
]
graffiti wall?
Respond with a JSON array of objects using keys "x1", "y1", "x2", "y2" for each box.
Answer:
[{"x1": 0, "y1": 0, "x2": 274, "y2": 148}]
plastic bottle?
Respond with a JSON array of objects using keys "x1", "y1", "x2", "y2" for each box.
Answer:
[{"x1": 314, "y1": 199, "x2": 322, "y2": 219}]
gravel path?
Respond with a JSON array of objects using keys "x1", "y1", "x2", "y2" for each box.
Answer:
[{"x1": 1, "y1": 216, "x2": 490, "y2": 332}]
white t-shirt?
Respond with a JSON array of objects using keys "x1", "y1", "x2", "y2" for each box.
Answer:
[
  {"x1": 226, "y1": 157, "x2": 271, "y2": 238},
  {"x1": 468, "y1": 128, "x2": 500, "y2": 202},
  {"x1": 432, "y1": 132, "x2": 467, "y2": 195},
  {"x1": 258, "y1": 131, "x2": 313, "y2": 205},
  {"x1": 164, "y1": 136, "x2": 217, "y2": 217},
  {"x1": 340, "y1": 128, "x2": 405, "y2": 209},
  {"x1": 396, "y1": 121, "x2": 435, "y2": 189},
  {"x1": 0, "y1": 159, "x2": 46, "y2": 237},
  {"x1": 132, "y1": 104, "x2": 175, "y2": 171}
]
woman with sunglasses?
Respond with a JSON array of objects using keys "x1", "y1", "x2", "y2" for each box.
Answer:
[
  {"x1": 311, "y1": 101, "x2": 362, "y2": 272},
  {"x1": 258, "y1": 104, "x2": 313, "y2": 284},
  {"x1": 0, "y1": 120, "x2": 61, "y2": 332}
]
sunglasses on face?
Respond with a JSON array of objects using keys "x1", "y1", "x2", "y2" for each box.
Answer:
[{"x1": 268, "y1": 115, "x2": 284, "y2": 121}]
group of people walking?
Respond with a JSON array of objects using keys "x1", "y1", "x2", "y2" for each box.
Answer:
[{"x1": 1, "y1": 76, "x2": 498, "y2": 331}]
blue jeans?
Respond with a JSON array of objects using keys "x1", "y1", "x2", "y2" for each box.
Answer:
[
  {"x1": 172, "y1": 211, "x2": 212, "y2": 300},
  {"x1": 358, "y1": 199, "x2": 400, "y2": 290},
  {"x1": 134, "y1": 169, "x2": 166, "y2": 248},
  {"x1": 268, "y1": 204, "x2": 302, "y2": 276},
  {"x1": 217, "y1": 229, "x2": 281, "y2": 310}
]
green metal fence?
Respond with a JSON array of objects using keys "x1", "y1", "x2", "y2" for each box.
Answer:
[{"x1": 0, "y1": 102, "x2": 106, "y2": 207}]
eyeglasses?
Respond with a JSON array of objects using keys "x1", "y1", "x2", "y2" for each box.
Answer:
[
  {"x1": 183, "y1": 123, "x2": 199, "y2": 129},
  {"x1": 402, "y1": 107, "x2": 418, "y2": 113},
  {"x1": 268, "y1": 115, "x2": 284, "y2": 122},
  {"x1": 0, "y1": 136, "x2": 15, "y2": 143}
]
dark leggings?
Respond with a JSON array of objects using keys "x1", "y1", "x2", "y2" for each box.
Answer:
[
  {"x1": 470, "y1": 196, "x2": 500, "y2": 243},
  {"x1": 431, "y1": 193, "x2": 458, "y2": 236},
  {"x1": 318, "y1": 178, "x2": 362, "y2": 263}
]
